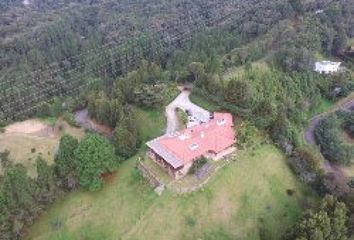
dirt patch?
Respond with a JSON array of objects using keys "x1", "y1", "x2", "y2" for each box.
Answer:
[
  {"x1": 342, "y1": 130, "x2": 354, "y2": 145},
  {"x1": 102, "y1": 170, "x2": 118, "y2": 185},
  {"x1": 75, "y1": 109, "x2": 113, "y2": 137},
  {"x1": 5, "y1": 120, "x2": 54, "y2": 137},
  {"x1": 0, "y1": 119, "x2": 85, "y2": 177}
]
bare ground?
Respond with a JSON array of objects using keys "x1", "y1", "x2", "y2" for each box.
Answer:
[
  {"x1": 0, "y1": 119, "x2": 85, "y2": 177},
  {"x1": 5, "y1": 119, "x2": 54, "y2": 137},
  {"x1": 74, "y1": 109, "x2": 113, "y2": 137}
]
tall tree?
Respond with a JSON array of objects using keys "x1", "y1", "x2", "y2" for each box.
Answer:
[
  {"x1": 55, "y1": 134, "x2": 79, "y2": 190},
  {"x1": 113, "y1": 111, "x2": 139, "y2": 158},
  {"x1": 74, "y1": 134, "x2": 117, "y2": 191},
  {"x1": 293, "y1": 195, "x2": 348, "y2": 240}
]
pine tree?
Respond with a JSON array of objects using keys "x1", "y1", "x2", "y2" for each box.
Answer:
[{"x1": 55, "y1": 134, "x2": 79, "y2": 190}]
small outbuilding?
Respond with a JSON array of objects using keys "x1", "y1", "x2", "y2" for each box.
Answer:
[{"x1": 314, "y1": 61, "x2": 341, "y2": 74}]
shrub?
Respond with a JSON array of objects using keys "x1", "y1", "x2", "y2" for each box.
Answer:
[
  {"x1": 288, "y1": 146, "x2": 324, "y2": 183},
  {"x1": 189, "y1": 156, "x2": 208, "y2": 174},
  {"x1": 62, "y1": 111, "x2": 79, "y2": 127}
]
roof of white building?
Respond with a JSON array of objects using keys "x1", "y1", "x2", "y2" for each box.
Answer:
[{"x1": 315, "y1": 61, "x2": 341, "y2": 66}]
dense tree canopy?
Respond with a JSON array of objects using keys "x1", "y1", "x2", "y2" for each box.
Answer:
[
  {"x1": 55, "y1": 134, "x2": 79, "y2": 189},
  {"x1": 315, "y1": 112, "x2": 354, "y2": 165},
  {"x1": 74, "y1": 134, "x2": 117, "y2": 191},
  {"x1": 293, "y1": 195, "x2": 348, "y2": 240}
]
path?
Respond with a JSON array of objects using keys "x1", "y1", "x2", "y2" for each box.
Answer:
[
  {"x1": 165, "y1": 90, "x2": 210, "y2": 135},
  {"x1": 304, "y1": 98, "x2": 354, "y2": 146},
  {"x1": 304, "y1": 93, "x2": 354, "y2": 179}
]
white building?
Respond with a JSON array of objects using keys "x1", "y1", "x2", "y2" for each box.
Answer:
[{"x1": 314, "y1": 61, "x2": 341, "y2": 74}]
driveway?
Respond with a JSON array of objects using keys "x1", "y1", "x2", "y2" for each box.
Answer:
[{"x1": 165, "y1": 90, "x2": 210, "y2": 135}]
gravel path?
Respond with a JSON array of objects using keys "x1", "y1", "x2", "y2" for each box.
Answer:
[{"x1": 165, "y1": 90, "x2": 210, "y2": 135}]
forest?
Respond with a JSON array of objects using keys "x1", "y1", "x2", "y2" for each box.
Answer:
[{"x1": 1, "y1": 0, "x2": 354, "y2": 239}]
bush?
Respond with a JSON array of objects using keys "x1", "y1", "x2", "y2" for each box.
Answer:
[
  {"x1": 189, "y1": 156, "x2": 208, "y2": 174},
  {"x1": 62, "y1": 111, "x2": 79, "y2": 127},
  {"x1": 288, "y1": 147, "x2": 324, "y2": 184}
]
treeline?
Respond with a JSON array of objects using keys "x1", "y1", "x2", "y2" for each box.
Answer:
[
  {"x1": 3, "y1": 0, "x2": 348, "y2": 122},
  {"x1": 0, "y1": 133, "x2": 120, "y2": 239}
]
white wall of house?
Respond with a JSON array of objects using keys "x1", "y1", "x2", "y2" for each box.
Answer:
[{"x1": 314, "y1": 61, "x2": 341, "y2": 74}]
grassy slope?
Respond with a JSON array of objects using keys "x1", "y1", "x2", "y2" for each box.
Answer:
[
  {"x1": 27, "y1": 107, "x2": 315, "y2": 240},
  {"x1": 0, "y1": 119, "x2": 85, "y2": 177}
]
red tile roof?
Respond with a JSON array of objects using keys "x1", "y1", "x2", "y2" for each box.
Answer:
[{"x1": 147, "y1": 112, "x2": 236, "y2": 169}]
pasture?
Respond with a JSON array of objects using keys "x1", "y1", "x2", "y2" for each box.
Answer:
[
  {"x1": 0, "y1": 119, "x2": 85, "y2": 177},
  {"x1": 26, "y1": 144, "x2": 315, "y2": 240}
]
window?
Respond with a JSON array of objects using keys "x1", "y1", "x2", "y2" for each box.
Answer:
[
  {"x1": 189, "y1": 143, "x2": 199, "y2": 150},
  {"x1": 217, "y1": 118, "x2": 226, "y2": 126}
]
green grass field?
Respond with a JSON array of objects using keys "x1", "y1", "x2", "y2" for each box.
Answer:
[
  {"x1": 26, "y1": 143, "x2": 315, "y2": 240},
  {"x1": 134, "y1": 107, "x2": 166, "y2": 144},
  {"x1": 24, "y1": 96, "x2": 316, "y2": 240},
  {"x1": 222, "y1": 61, "x2": 269, "y2": 82},
  {"x1": 189, "y1": 93, "x2": 221, "y2": 112}
]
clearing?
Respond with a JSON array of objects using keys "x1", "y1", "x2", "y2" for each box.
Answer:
[
  {"x1": 0, "y1": 119, "x2": 85, "y2": 177},
  {"x1": 26, "y1": 144, "x2": 315, "y2": 240}
]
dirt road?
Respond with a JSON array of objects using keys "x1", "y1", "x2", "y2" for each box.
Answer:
[
  {"x1": 304, "y1": 99, "x2": 354, "y2": 146},
  {"x1": 304, "y1": 95, "x2": 354, "y2": 181}
]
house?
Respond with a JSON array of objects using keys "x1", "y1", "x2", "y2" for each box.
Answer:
[
  {"x1": 146, "y1": 112, "x2": 236, "y2": 179},
  {"x1": 314, "y1": 61, "x2": 341, "y2": 74}
]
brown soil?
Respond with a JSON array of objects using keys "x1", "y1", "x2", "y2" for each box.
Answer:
[
  {"x1": 90, "y1": 119, "x2": 114, "y2": 137},
  {"x1": 4, "y1": 120, "x2": 55, "y2": 137},
  {"x1": 101, "y1": 170, "x2": 117, "y2": 185},
  {"x1": 74, "y1": 109, "x2": 113, "y2": 137},
  {"x1": 342, "y1": 130, "x2": 354, "y2": 145}
]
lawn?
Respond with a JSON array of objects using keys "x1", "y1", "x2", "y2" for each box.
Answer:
[
  {"x1": 189, "y1": 92, "x2": 221, "y2": 112},
  {"x1": 26, "y1": 144, "x2": 315, "y2": 240},
  {"x1": 222, "y1": 61, "x2": 269, "y2": 82},
  {"x1": 134, "y1": 107, "x2": 166, "y2": 143}
]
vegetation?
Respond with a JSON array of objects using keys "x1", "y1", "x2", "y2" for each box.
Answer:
[
  {"x1": 188, "y1": 156, "x2": 208, "y2": 175},
  {"x1": 74, "y1": 134, "x2": 117, "y2": 191},
  {"x1": 291, "y1": 195, "x2": 348, "y2": 240},
  {"x1": 26, "y1": 144, "x2": 315, "y2": 240},
  {"x1": 0, "y1": 157, "x2": 65, "y2": 240},
  {"x1": 0, "y1": 119, "x2": 85, "y2": 177},
  {"x1": 315, "y1": 111, "x2": 354, "y2": 165},
  {"x1": 0, "y1": 0, "x2": 354, "y2": 239},
  {"x1": 55, "y1": 134, "x2": 79, "y2": 190}
]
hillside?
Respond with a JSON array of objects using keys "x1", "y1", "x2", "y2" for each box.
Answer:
[{"x1": 1, "y1": 0, "x2": 354, "y2": 240}]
